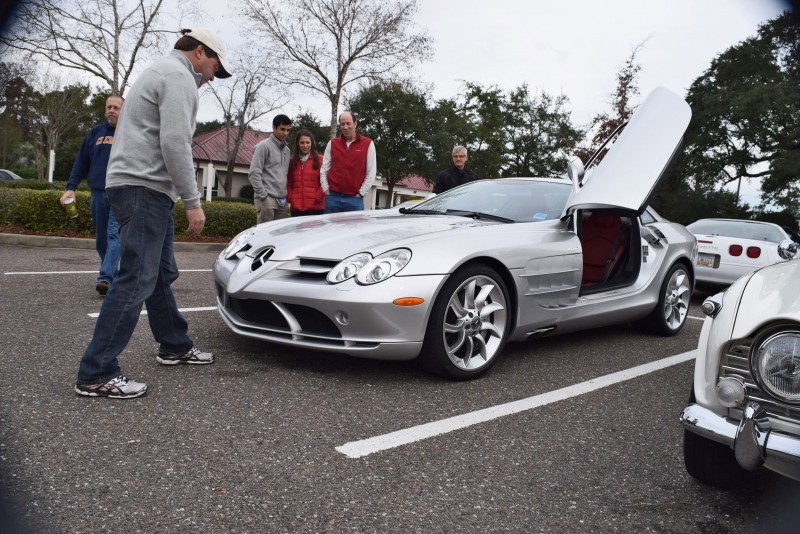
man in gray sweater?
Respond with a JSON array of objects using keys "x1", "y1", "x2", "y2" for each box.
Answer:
[
  {"x1": 249, "y1": 114, "x2": 292, "y2": 223},
  {"x1": 74, "y1": 28, "x2": 232, "y2": 399}
]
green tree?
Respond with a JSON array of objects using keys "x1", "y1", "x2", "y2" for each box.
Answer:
[
  {"x1": 427, "y1": 98, "x2": 472, "y2": 177},
  {"x1": 458, "y1": 82, "x2": 507, "y2": 179},
  {"x1": 195, "y1": 120, "x2": 225, "y2": 135},
  {"x1": 289, "y1": 111, "x2": 330, "y2": 153},
  {"x1": 680, "y1": 11, "x2": 799, "y2": 212},
  {"x1": 348, "y1": 81, "x2": 433, "y2": 206},
  {"x1": 502, "y1": 85, "x2": 583, "y2": 178}
]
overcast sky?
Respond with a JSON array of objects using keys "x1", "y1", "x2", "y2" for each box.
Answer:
[
  {"x1": 200, "y1": 1, "x2": 790, "y2": 122},
  {"x1": 191, "y1": 0, "x2": 792, "y2": 205}
]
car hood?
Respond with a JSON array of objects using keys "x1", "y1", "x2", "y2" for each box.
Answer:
[
  {"x1": 732, "y1": 259, "x2": 800, "y2": 339},
  {"x1": 245, "y1": 210, "x2": 496, "y2": 261},
  {"x1": 564, "y1": 86, "x2": 692, "y2": 216}
]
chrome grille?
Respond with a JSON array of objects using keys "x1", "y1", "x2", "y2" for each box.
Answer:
[
  {"x1": 720, "y1": 338, "x2": 800, "y2": 424},
  {"x1": 275, "y1": 257, "x2": 339, "y2": 280}
]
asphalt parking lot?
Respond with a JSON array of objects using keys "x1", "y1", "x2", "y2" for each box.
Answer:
[{"x1": 1, "y1": 241, "x2": 798, "y2": 533}]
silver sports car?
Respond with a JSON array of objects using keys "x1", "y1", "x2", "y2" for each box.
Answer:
[{"x1": 213, "y1": 87, "x2": 698, "y2": 379}]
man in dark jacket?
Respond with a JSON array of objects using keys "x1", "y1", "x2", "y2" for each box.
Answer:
[
  {"x1": 432, "y1": 145, "x2": 479, "y2": 194},
  {"x1": 60, "y1": 95, "x2": 123, "y2": 296}
]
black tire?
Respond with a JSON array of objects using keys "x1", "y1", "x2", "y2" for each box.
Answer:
[
  {"x1": 420, "y1": 264, "x2": 511, "y2": 380},
  {"x1": 641, "y1": 263, "x2": 691, "y2": 336},
  {"x1": 683, "y1": 428, "x2": 749, "y2": 489}
]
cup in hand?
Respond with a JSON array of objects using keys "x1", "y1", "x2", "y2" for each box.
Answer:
[{"x1": 64, "y1": 197, "x2": 78, "y2": 219}]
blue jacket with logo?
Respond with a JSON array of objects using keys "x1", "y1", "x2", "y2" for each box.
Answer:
[{"x1": 66, "y1": 121, "x2": 116, "y2": 192}]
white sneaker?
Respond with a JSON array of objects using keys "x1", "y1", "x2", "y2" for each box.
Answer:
[
  {"x1": 75, "y1": 375, "x2": 148, "y2": 399},
  {"x1": 156, "y1": 346, "x2": 214, "y2": 366}
]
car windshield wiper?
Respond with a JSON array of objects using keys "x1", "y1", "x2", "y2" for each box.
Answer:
[
  {"x1": 445, "y1": 209, "x2": 513, "y2": 223},
  {"x1": 399, "y1": 207, "x2": 446, "y2": 215}
]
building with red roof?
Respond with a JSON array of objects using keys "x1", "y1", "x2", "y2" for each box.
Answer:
[{"x1": 192, "y1": 127, "x2": 271, "y2": 200}]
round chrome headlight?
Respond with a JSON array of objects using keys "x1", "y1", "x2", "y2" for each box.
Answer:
[
  {"x1": 327, "y1": 252, "x2": 372, "y2": 283},
  {"x1": 752, "y1": 329, "x2": 800, "y2": 404},
  {"x1": 356, "y1": 248, "x2": 412, "y2": 285}
]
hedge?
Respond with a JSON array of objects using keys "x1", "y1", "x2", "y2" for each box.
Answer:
[
  {"x1": 0, "y1": 188, "x2": 257, "y2": 238},
  {"x1": 0, "y1": 179, "x2": 89, "y2": 191}
]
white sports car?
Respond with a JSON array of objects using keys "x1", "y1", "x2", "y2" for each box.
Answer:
[
  {"x1": 213, "y1": 87, "x2": 697, "y2": 379},
  {"x1": 688, "y1": 218, "x2": 798, "y2": 288}
]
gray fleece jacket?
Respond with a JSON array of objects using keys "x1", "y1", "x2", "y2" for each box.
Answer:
[
  {"x1": 106, "y1": 51, "x2": 202, "y2": 209},
  {"x1": 248, "y1": 136, "x2": 290, "y2": 199}
]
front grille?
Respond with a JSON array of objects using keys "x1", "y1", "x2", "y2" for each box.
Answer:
[
  {"x1": 229, "y1": 297, "x2": 342, "y2": 338},
  {"x1": 275, "y1": 257, "x2": 339, "y2": 280},
  {"x1": 720, "y1": 338, "x2": 800, "y2": 424}
]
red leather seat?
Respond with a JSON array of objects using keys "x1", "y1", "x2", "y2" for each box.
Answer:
[{"x1": 582, "y1": 213, "x2": 626, "y2": 284}]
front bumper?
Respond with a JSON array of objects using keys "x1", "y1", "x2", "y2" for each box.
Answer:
[
  {"x1": 680, "y1": 402, "x2": 800, "y2": 479},
  {"x1": 214, "y1": 256, "x2": 447, "y2": 361}
]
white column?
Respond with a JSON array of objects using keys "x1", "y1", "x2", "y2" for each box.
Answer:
[
  {"x1": 205, "y1": 162, "x2": 215, "y2": 202},
  {"x1": 47, "y1": 149, "x2": 55, "y2": 182}
]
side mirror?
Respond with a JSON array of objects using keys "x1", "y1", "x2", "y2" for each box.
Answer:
[
  {"x1": 567, "y1": 156, "x2": 584, "y2": 187},
  {"x1": 778, "y1": 239, "x2": 798, "y2": 260}
]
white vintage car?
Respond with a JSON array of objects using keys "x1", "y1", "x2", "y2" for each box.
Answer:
[{"x1": 680, "y1": 252, "x2": 800, "y2": 487}]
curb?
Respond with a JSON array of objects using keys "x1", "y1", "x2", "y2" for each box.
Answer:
[{"x1": 0, "y1": 233, "x2": 226, "y2": 253}]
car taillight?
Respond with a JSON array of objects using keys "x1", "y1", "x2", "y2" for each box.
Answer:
[
  {"x1": 747, "y1": 246, "x2": 761, "y2": 258},
  {"x1": 729, "y1": 245, "x2": 743, "y2": 256}
]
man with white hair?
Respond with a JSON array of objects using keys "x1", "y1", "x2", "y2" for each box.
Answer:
[
  {"x1": 432, "y1": 145, "x2": 479, "y2": 194},
  {"x1": 74, "y1": 28, "x2": 233, "y2": 399}
]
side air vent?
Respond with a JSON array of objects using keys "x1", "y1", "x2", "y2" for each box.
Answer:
[{"x1": 251, "y1": 246, "x2": 275, "y2": 272}]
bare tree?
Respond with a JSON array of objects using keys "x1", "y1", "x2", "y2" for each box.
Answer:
[
  {"x1": 575, "y1": 43, "x2": 644, "y2": 164},
  {"x1": 0, "y1": 0, "x2": 172, "y2": 95},
  {"x1": 205, "y1": 52, "x2": 287, "y2": 197},
  {"x1": 241, "y1": 0, "x2": 432, "y2": 138}
]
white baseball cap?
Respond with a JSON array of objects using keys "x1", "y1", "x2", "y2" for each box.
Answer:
[{"x1": 179, "y1": 28, "x2": 233, "y2": 79}]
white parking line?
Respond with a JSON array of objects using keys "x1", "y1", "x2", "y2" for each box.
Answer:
[
  {"x1": 88, "y1": 306, "x2": 216, "y2": 318},
  {"x1": 688, "y1": 315, "x2": 705, "y2": 321},
  {"x1": 5, "y1": 269, "x2": 212, "y2": 275},
  {"x1": 335, "y1": 350, "x2": 697, "y2": 459}
]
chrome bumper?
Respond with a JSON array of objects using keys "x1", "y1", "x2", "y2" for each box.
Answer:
[{"x1": 680, "y1": 402, "x2": 800, "y2": 471}]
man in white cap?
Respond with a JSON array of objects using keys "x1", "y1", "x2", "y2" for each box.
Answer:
[{"x1": 74, "y1": 29, "x2": 232, "y2": 399}]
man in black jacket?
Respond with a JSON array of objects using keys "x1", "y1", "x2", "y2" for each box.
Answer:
[{"x1": 432, "y1": 145, "x2": 479, "y2": 194}]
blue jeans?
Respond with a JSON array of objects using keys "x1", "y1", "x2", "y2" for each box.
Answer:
[
  {"x1": 324, "y1": 191, "x2": 364, "y2": 213},
  {"x1": 90, "y1": 189, "x2": 120, "y2": 284},
  {"x1": 77, "y1": 186, "x2": 194, "y2": 385}
]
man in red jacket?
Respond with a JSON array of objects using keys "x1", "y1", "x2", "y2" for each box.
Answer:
[{"x1": 320, "y1": 111, "x2": 376, "y2": 212}]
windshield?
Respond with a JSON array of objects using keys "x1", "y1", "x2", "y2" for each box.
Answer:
[
  {"x1": 404, "y1": 179, "x2": 571, "y2": 223},
  {"x1": 687, "y1": 220, "x2": 786, "y2": 243}
]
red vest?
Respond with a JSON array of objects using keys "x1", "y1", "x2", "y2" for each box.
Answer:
[
  {"x1": 287, "y1": 154, "x2": 324, "y2": 212},
  {"x1": 326, "y1": 133, "x2": 372, "y2": 195}
]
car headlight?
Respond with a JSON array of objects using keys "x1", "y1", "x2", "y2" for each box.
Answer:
[
  {"x1": 221, "y1": 227, "x2": 256, "y2": 260},
  {"x1": 327, "y1": 252, "x2": 373, "y2": 283},
  {"x1": 356, "y1": 249, "x2": 412, "y2": 285},
  {"x1": 752, "y1": 329, "x2": 800, "y2": 404}
]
